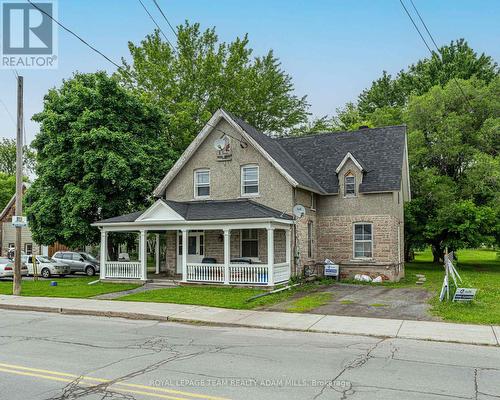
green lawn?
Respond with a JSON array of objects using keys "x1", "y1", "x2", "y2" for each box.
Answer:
[
  {"x1": 0, "y1": 277, "x2": 140, "y2": 298},
  {"x1": 285, "y1": 292, "x2": 333, "y2": 313},
  {"x1": 393, "y1": 248, "x2": 500, "y2": 325}
]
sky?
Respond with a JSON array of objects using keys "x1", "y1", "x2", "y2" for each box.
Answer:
[{"x1": 0, "y1": 0, "x2": 499, "y2": 144}]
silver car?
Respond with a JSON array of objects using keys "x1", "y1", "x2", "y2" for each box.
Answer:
[
  {"x1": 52, "y1": 251, "x2": 100, "y2": 276},
  {"x1": 26, "y1": 255, "x2": 70, "y2": 278},
  {"x1": 0, "y1": 257, "x2": 28, "y2": 278}
]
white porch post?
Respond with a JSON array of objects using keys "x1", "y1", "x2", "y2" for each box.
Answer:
[
  {"x1": 140, "y1": 230, "x2": 147, "y2": 280},
  {"x1": 223, "y1": 229, "x2": 230, "y2": 285},
  {"x1": 181, "y1": 229, "x2": 188, "y2": 282},
  {"x1": 267, "y1": 227, "x2": 275, "y2": 286},
  {"x1": 285, "y1": 228, "x2": 291, "y2": 267},
  {"x1": 99, "y1": 229, "x2": 107, "y2": 279},
  {"x1": 155, "y1": 233, "x2": 160, "y2": 274}
]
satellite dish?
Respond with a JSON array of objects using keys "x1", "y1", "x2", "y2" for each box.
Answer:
[
  {"x1": 214, "y1": 137, "x2": 227, "y2": 151},
  {"x1": 292, "y1": 204, "x2": 306, "y2": 219}
]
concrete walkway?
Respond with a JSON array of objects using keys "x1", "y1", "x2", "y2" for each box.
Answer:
[{"x1": 0, "y1": 294, "x2": 498, "y2": 347}]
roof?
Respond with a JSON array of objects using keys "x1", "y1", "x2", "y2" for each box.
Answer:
[
  {"x1": 0, "y1": 182, "x2": 29, "y2": 221},
  {"x1": 277, "y1": 126, "x2": 407, "y2": 194},
  {"x1": 95, "y1": 199, "x2": 293, "y2": 224},
  {"x1": 153, "y1": 108, "x2": 407, "y2": 196}
]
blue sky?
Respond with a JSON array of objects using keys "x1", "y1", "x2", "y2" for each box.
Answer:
[{"x1": 1, "y1": 0, "x2": 499, "y2": 143}]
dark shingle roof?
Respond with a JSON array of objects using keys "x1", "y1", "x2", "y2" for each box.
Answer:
[
  {"x1": 226, "y1": 111, "x2": 325, "y2": 193},
  {"x1": 95, "y1": 199, "x2": 292, "y2": 224},
  {"x1": 163, "y1": 199, "x2": 293, "y2": 220},
  {"x1": 276, "y1": 126, "x2": 407, "y2": 194}
]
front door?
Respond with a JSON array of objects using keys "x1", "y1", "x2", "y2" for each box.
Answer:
[{"x1": 176, "y1": 231, "x2": 205, "y2": 273}]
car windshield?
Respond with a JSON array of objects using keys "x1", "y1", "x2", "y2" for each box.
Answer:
[
  {"x1": 37, "y1": 256, "x2": 52, "y2": 263},
  {"x1": 0, "y1": 258, "x2": 12, "y2": 263},
  {"x1": 81, "y1": 253, "x2": 97, "y2": 262}
]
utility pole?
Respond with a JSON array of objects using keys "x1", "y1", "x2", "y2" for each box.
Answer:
[{"x1": 13, "y1": 75, "x2": 23, "y2": 296}]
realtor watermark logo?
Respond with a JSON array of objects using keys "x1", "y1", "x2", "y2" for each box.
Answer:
[{"x1": 1, "y1": 0, "x2": 58, "y2": 69}]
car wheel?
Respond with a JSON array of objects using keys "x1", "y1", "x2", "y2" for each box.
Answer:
[
  {"x1": 85, "y1": 266, "x2": 96, "y2": 276},
  {"x1": 60, "y1": 274, "x2": 66, "y2": 278},
  {"x1": 41, "y1": 268, "x2": 51, "y2": 278}
]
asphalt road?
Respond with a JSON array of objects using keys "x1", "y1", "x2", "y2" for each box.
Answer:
[{"x1": 0, "y1": 310, "x2": 499, "y2": 400}]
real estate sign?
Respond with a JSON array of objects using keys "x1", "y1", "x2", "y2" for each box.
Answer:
[{"x1": 452, "y1": 288, "x2": 477, "y2": 302}]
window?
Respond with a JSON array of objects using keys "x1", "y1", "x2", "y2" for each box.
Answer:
[
  {"x1": 194, "y1": 169, "x2": 210, "y2": 198},
  {"x1": 307, "y1": 221, "x2": 313, "y2": 258},
  {"x1": 345, "y1": 174, "x2": 356, "y2": 196},
  {"x1": 354, "y1": 223, "x2": 373, "y2": 258},
  {"x1": 24, "y1": 243, "x2": 33, "y2": 255},
  {"x1": 8, "y1": 243, "x2": 14, "y2": 250},
  {"x1": 241, "y1": 165, "x2": 259, "y2": 195},
  {"x1": 241, "y1": 229, "x2": 258, "y2": 258},
  {"x1": 310, "y1": 193, "x2": 316, "y2": 210}
]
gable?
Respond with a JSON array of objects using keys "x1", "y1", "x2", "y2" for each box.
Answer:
[{"x1": 136, "y1": 199, "x2": 185, "y2": 222}]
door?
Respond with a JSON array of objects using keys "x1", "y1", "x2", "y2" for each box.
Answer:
[{"x1": 177, "y1": 231, "x2": 205, "y2": 273}]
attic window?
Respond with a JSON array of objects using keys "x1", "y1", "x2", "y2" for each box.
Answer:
[
  {"x1": 344, "y1": 174, "x2": 356, "y2": 197},
  {"x1": 194, "y1": 169, "x2": 210, "y2": 198}
]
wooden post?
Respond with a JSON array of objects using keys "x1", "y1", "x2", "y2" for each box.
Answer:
[
  {"x1": 140, "y1": 230, "x2": 147, "y2": 280},
  {"x1": 155, "y1": 233, "x2": 160, "y2": 274},
  {"x1": 13, "y1": 75, "x2": 23, "y2": 296},
  {"x1": 445, "y1": 247, "x2": 449, "y2": 300},
  {"x1": 267, "y1": 227, "x2": 275, "y2": 286},
  {"x1": 99, "y1": 230, "x2": 107, "y2": 279},
  {"x1": 181, "y1": 229, "x2": 187, "y2": 282}
]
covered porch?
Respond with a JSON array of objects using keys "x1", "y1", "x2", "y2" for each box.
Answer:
[{"x1": 93, "y1": 199, "x2": 293, "y2": 286}]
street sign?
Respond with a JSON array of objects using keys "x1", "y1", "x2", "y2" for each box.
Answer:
[
  {"x1": 453, "y1": 288, "x2": 477, "y2": 302},
  {"x1": 11, "y1": 215, "x2": 27, "y2": 227},
  {"x1": 324, "y1": 263, "x2": 339, "y2": 277}
]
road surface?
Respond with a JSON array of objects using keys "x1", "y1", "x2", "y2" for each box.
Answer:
[{"x1": 0, "y1": 310, "x2": 498, "y2": 399}]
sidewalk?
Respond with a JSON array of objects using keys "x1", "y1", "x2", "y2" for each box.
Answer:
[{"x1": 0, "y1": 295, "x2": 498, "y2": 347}]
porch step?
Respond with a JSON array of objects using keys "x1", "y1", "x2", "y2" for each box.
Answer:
[{"x1": 149, "y1": 279, "x2": 180, "y2": 287}]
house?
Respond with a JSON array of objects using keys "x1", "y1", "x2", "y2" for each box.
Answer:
[
  {"x1": 93, "y1": 109, "x2": 410, "y2": 285},
  {"x1": 0, "y1": 184, "x2": 68, "y2": 258}
]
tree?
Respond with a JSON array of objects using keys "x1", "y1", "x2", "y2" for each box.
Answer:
[
  {"x1": 405, "y1": 77, "x2": 500, "y2": 260},
  {"x1": 25, "y1": 72, "x2": 173, "y2": 248},
  {"x1": 118, "y1": 22, "x2": 309, "y2": 149},
  {"x1": 0, "y1": 173, "x2": 15, "y2": 211},
  {"x1": 0, "y1": 138, "x2": 36, "y2": 175}
]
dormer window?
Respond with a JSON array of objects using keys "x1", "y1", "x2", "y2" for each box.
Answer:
[
  {"x1": 241, "y1": 165, "x2": 259, "y2": 196},
  {"x1": 194, "y1": 169, "x2": 210, "y2": 198},
  {"x1": 345, "y1": 174, "x2": 356, "y2": 197}
]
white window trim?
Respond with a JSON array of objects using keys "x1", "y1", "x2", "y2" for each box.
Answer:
[
  {"x1": 241, "y1": 164, "x2": 260, "y2": 197},
  {"x1": 310, "y1": 193, "x2": 316, "y2": 211},
  {"x1": 307, "y1": 220, "x2": 313, "y2": 258},
  {"x1": 352, "y1": 222, "x2": 374, "y2": 259},
  {"x1": 194, "y1": 169, "x2": 210, "y2": 199},
  {"x1": 344, "y1": 174, "x2": 356, "y2": 198},
  {"x1": 240, "y1": 229, "x2": 260, "y2": 261}
]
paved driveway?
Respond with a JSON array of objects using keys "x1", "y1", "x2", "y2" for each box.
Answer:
[{"x1": 265, "y1": 283, "x2": 438, "y2": 321}]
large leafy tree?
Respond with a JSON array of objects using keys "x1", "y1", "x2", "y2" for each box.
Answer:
[
  {"x1": 25, "y1": 72, "x2": 173, "y2": 247},
  {"x1": 0, "y1": 138, "x2": 36, "y2": 175},
  {"x1": 118, "y1": 22, "x2": 309, "y2": 149},
  {"x1": 0, "y1": 172, "x2": 15, "y2": 211},
  {"x1": 405, "y1": 77, "x2": 499, "y2": 261}
]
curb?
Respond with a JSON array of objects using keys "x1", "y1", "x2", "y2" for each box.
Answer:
[{"x1": 1, "y1": 302, "x2": 499, "y2": 347}]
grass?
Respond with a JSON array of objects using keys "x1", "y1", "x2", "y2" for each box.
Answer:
[
  {"x1": 391, "y1": 248, "x2": 500, "y2": 325},
  {"x1": 0, "y1": 277, "x2": 140, "y2": 298},
  {"x1": 285, "y1": 292, "x2": 333, "y2": 313},
  {"x1": 117, "y1": 281, "x2": 332, "y2": 310},
  {"x1": 340, "y1": 299, "x2": 354, "y2": 305},
  {"x1": 370, "y1": 303, "x2": 388, "y2": 307}
]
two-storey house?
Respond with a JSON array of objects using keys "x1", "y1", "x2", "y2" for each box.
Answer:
[{"x1": 94, "y1": 109, "x2": 410, "y2": 284}]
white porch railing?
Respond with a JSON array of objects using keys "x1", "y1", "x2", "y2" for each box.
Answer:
[
  {"x1": 273, "y1": 262, "x2": 291, "y2": 284},
  {"x1": 187, "y1": 263, "x2": 225, "y2": 283},
  {"x1": 229, "y1": 264, "x2": 269, "y2": 284},
  {"x1": 104, "y1": 262, "x2": 141, "y2": 279}
]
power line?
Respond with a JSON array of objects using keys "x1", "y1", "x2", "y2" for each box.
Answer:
[
  {"x1": 137, "y1": 0, "x2": 177, "y2": 52},
  {"x1": 152, "y1": 0, "x2": 178, "y2": 37},
  {"x1": 407, "y1": 0, "x2": 474, "y2": 111},
  {"x1": 26, "y1": 0, "x2": 122, "y2": 69},
  {"x1": 398, "y1": 0, "x2": 433, "y2": 54},
  {"x1": 0, "y1": 97, "x2": 16, "y2": 127}
]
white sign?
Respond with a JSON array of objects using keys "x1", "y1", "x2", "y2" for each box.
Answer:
[
  {"x1": 325, "y1": 264, "x2": 339, "y2": 277},
  {"x1": 453, "y1": 288, "x2": 477, "y2": 302},
  {"x1": 11, "y1": 215, "x2": 27, "y2": 228}
]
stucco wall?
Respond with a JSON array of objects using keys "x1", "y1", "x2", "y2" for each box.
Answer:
[{"x1": 164, "y1": 119, "x2": 294, "y2": 214}]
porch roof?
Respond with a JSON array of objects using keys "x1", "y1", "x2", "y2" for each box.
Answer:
[{"x1": 94, "y1": 199, "x2": 293, "y2": 226}]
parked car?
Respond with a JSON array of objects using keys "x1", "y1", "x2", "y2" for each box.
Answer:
[
  {"x1": 26, "y1": 255, "x2": 70, "y2": 278},
  {"x1": 52, "y1": 251, "x2": 100, "y2": 276},
  {"x1": 0, "y1": 257, "x2": 28, "y2": 278}
]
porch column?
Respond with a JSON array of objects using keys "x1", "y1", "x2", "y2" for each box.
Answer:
[
  {"x1": 267, "y1": 227, "x2": 275, "y2": 286},
  {"x1": 223, "y1": 229, "x2": 230, "y2": 285},
  {"x1": 99, "y1": 229, "x2": 107, "y2": 280},
  {"x1": 181, "y1": 229, "x2": 188, "y2": 282},
  {"x1": 155, "y1": 233, "x2": 160, "y2": 274},
  {"x1": 285, "y1": 228, "x2": 291, "y2": 267},
  {"x1": 139, "y1": 230, "x2": 147, "y2": 281}
]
